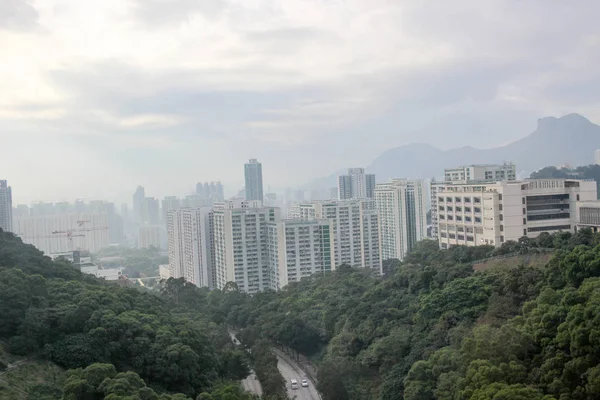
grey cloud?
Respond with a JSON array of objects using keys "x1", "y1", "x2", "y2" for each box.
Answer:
[
  {"x1": 0, "y1": 0, "x2": 39, "y2": 31},
  {"x1": 131, "y1": 0, "x2": 226, "y2": 26}
]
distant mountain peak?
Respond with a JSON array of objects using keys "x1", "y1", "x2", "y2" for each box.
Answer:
[
  {"x1": 537, "y1": 113, "x2": 592, "y2": 131},
  {"x1": 307, "y1": 114, "x2": 600, "y2": 189}
]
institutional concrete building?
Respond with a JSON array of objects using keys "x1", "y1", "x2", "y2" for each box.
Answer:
[
  {"x1": 436, "y1": 179, "x2": 597, "y2": 248},
  {"x1": 431, "y1": 163, "x2": 517, "y2": 239}
]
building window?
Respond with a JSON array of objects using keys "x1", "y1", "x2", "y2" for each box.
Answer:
[
  {"x1": 523, "y1": 218, "x2": 527, "y2": 225},
  {"x1": 522, "y1": 197, "x2": 526, "y2": 205},
  {"x1": 475, "y1": 217, "x2": 482, "y2": 223},
  {"x1": 523, "y1": 208, "x2": 526, "y2": 215},
  {"x1": 465, "y1": 206, "x2": 471, "y2": 212},
  {"x1": 499, "y1": 194, "x2": 503, "y2": 200},
  {"x1": 465, "y1": 197, "x2": 471, "y2": 203},
  {"x1": 447, "y1": 215, "x2": 453, "y2": 221},
  {"x1": 528, "y1": 224, "x2": 571, "y2": 233},
  {"x1": 499, "y1": 204, "x2": 503, "y2": 211},
  {"x1": 456, "y1": 216, "x2": 462, "y2": 221},
  {"x1": 499, "y1": 214, "x2": 503, "y2": 221},
  {"x1": 500, "y1": 225, "x2": 504, "y2": 232},
  {"x1": 474, "y1": 207, "x2": 481, "y2": 213},
  {"x1": 500, "y1": 236, "x2": 505, "y2": 243},
  {"x1": 465, "y1": 216, "x2": 472, "y2": 222},
  {"x1": 456, "y1": 206, "x2": 462, "y2": 212},
  {"x1": 524, "y1": 229, "x2": 527, "y2": 236},
  {"x1": 577, "y1": 194, "x2": 580, "y2": 201},
  {"x1": 455, "y1": 197, "x2": 461, "y2": 203},
  {"x1": 474, "y1": 197, "x2": 481, "y2": 203}
]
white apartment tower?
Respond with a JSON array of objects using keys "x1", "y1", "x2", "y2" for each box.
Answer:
[
  {"x1": 299, "y1": 200, "x2": 381, "y2": 271},
  {"x1": 0, "y1": 180, "x2": 13, "y2": 233},
  {"x1": 167, "y1": 208, "x2": 213, "y2": 288},
  {"x1": 375, "y1": 179, "x2": 427, "y2": 261},
  {"x1": 267, "y1": 219, "x2": 334, "y2": 289},
  {"x1": 436, "y1": 179, "x2": 597, "y2": 248},
  {"x1": 338, "y1": 168, "x2": 376, "y2": 200},
  {"x1": 212, "y1": 200, "x2": 280, "y2": 293}
]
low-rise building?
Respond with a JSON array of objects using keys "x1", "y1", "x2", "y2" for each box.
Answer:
[
  {"x1": 437, "y1": 179, "x2": 597, "y2": 248},
  {"x1": 576, "y1": 200, "x2": 600, "y2": 233}
]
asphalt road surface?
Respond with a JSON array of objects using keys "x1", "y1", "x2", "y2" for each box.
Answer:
[
  {"x1": 277, "y1": 352, "x2": 321, "y2": 400},
  {"x1": 241, "y1": 370, "x2": 263, "y2": 396},
  {"x1": 229, "y1": 331, "x2": 263, "y2": 396}
]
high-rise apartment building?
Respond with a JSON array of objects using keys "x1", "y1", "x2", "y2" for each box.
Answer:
[
  {"x1": 338, "y1": 168, "x2": 376, "y2": 200},
  {"x1": 162, "y1": 196, "x2": 181, "y2": 224},
  {"x1": 436, "y1": 179, "x2": 597, "y2": 248},
  {"x1": 196, "y1": 181, "x2": 225, "y2": 204},
  {"x1": 141, "y1": 197, "x2": 160, "y2": 225},
  {"x1": 375, "y1": 179, "x2": 427, "y2": 261},
  {"x1": 167, "y1": 208, "x2": 213, "y2": 288},
  {"x1": 431, "y1": 163, "x2": 517, "y2": 239},
  {"x1": 361, "y1": 210, "x2": 382, "y2": 273},
  {"x1": 212, "y1": 200, "x2": 279, "y2": 293},
  {"x1": 138, "y1": 225, "x2": 161, "y2": 249},
  {"x1": 244, "y1": 159, "x2": 264, "y2": 202},
  {"x1": 299, "y1": 200, "x2": 381, "y2": 270},
  {"x1": 133, "y1": 186, "x2": 145, "y2": 224},
  {"x1": 0, "y1": 180, "x2": 13, "y2": 233},
  {"x1": 267, "y1": 219, "x2": 334, "y2": 288}
]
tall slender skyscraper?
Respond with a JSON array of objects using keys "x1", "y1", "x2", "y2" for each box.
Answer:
[
  {"x1": 244, "y1": 159, "x2": 264, "y2": 202},
  {"x1": 133, "y1": 186, "x2": 145, "y2": 224},
  {"x1": 0, "y1": 180, "x2": 13, "y2": 233},
  {"x1": 338, "y1": 168, "x2": 376, "y2": 200}
]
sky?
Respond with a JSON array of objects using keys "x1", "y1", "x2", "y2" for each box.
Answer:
[{"x1": 2, "y1": 0, "x2": 600, "y2": 204}]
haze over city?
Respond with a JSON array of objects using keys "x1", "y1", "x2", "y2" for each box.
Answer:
[{"x1": 2, "y1": 0, "x2": 600, "y2": 203}]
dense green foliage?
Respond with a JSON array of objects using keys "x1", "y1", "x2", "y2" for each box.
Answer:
[
  {"x1": 217, "y1": 231, "x2": 600, "y2": 400},
  {"x1": 6, "y1": 224, "x2": 600, "y2": 400},
  {"x1": 0, "y1": 231, "x2": 254, "y2": 399}
]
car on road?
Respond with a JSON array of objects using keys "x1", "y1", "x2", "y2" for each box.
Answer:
[
  {"x1": 291, "y1": 379, "x2": 299, "y2": 390},
  {"x1": 301, "y1": 379, "x2": 309, "y2": 387}
]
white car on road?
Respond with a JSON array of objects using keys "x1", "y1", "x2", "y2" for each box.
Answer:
[
  {"x1": 291, "y1": 379, "x2": 299, "y2": 390},
  {"x1": 301, "y1": 379, "x2": 309, "y2": 387}
]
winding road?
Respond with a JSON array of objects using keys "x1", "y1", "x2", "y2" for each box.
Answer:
[{"x1": 275, "y1": 350, "x2": 321, "y2": 400}]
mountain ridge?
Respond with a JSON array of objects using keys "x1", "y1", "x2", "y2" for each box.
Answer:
[{"x1": 306, "y1": 113, "x2": 600, "y2": 189}]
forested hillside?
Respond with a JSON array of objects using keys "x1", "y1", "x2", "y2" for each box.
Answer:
[
  {"x1": 4, "y1": 227, "x2": 600, "y2": 399},
  {"x1": 223, "y1": 231, "x2": 600, "y2": 400},
  {"x1": 0, "y1": 230, "x2": 266, "y2": 400}
]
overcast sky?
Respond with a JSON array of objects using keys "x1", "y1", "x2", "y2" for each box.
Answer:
[{"x1": 2, "y1": 0, "x2": 600, "y2": 204}]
